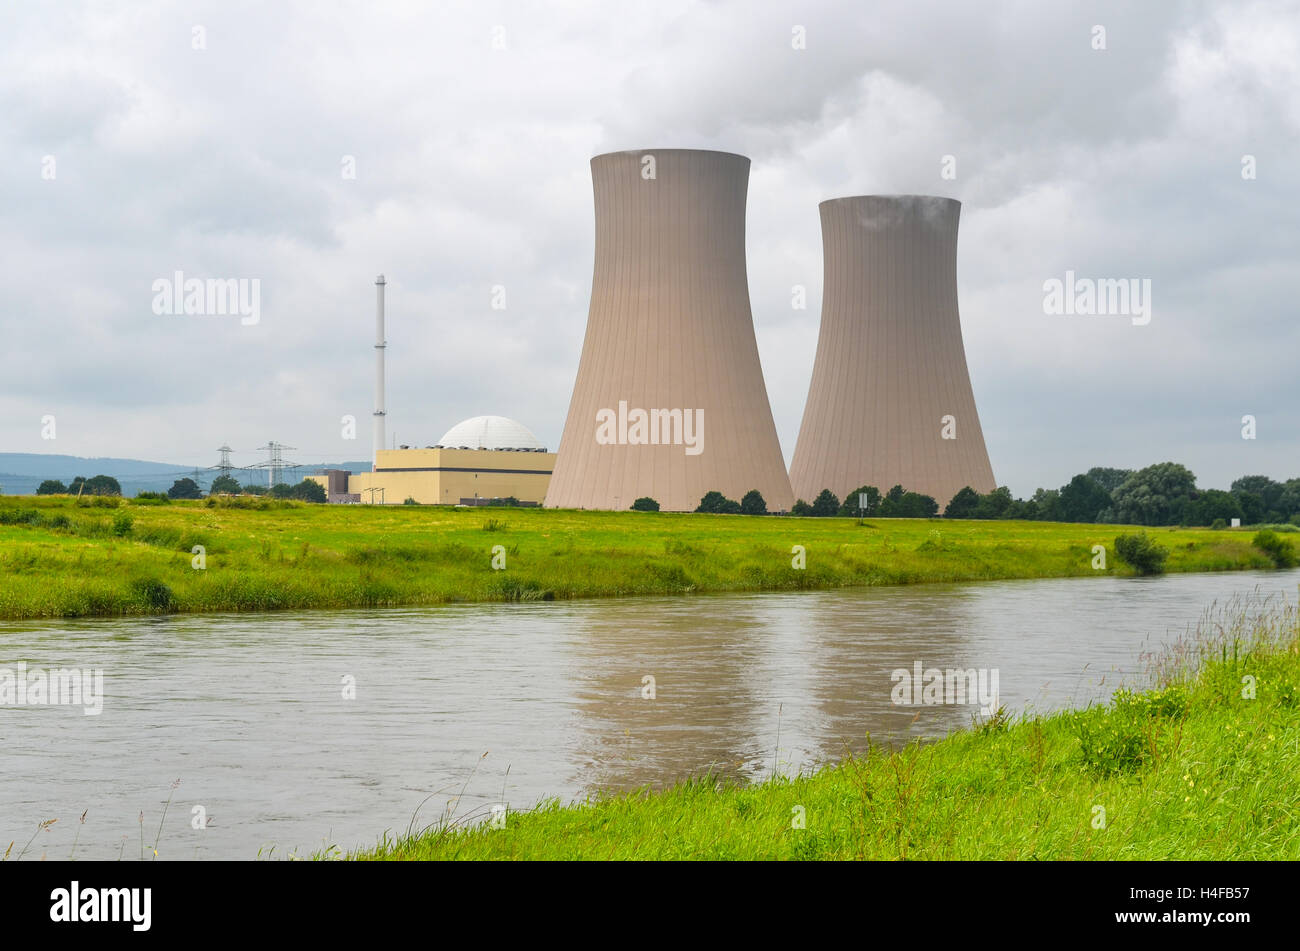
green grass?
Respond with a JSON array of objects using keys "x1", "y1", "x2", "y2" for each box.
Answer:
[
  {"x1": 0, "y1": 494, "x2": 1287, "y2": 621},
  {"x1": 349, "y1": 594, "x2": 1300, "y2": 860}
]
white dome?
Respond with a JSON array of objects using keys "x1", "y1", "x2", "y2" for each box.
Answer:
[{"x1": 437, "y1": 416, "x2": 545, "y2": 451}]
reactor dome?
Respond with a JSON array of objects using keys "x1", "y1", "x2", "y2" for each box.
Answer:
[{"x1": 436, "y1": 416, "x2": 546, "y2": 451}]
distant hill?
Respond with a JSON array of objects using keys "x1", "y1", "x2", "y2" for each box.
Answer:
[{"x1": 0, "y1": 453, "x2": 371, "y2": 497}]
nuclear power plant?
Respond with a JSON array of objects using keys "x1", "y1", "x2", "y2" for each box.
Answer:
[
  {"x1": 544, "y1": 149, "x2": 795, "y2": 513},
  {"x1": 788, "y1": 195, "x2": 995, "y2": 508}
]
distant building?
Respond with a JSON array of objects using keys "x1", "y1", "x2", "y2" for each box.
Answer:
[{"x1": 343, "y1": 415, "x2": 554, "y2": 505}]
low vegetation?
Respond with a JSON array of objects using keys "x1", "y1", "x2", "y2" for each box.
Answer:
[
  {"x1": 350, "y1": 594, "x2": 1300, "y2": 860},
  {"x1": 0, "y1": 495, "x2": 1292, "y2": 621}
]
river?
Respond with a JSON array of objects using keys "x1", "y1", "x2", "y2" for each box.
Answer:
[{"x1": 1, "y1": 568, "x2": 1296, "y2": 859}]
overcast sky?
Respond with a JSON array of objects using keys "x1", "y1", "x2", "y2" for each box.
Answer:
[{"x1": 2, "y1": 0, "x2": 1297, "y2": 495}]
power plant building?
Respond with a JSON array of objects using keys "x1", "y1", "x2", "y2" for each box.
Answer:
[
  {"x1": 544, "y1": 149, "x2": 794, "y2": 513},
  {"x1": 338, "y1": 416, "x2": 554, "y2": 505},
  {"x1": 788, "y1": 196, "x2": 995, "y2": 508}
]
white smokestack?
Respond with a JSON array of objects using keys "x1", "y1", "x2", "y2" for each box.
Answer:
[{"x1": 373, "y1": 275, "x2": 386, "y2": 466}]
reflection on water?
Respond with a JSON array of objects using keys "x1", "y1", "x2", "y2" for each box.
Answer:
[{"x1": 0, "y1": 568, "x2": 1295, "y2": 859}]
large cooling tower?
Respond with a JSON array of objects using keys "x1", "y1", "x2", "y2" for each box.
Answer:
[
  {"x1": 789, "y1": 196, "x2": 995, "y2": 509},
  {"x1": 545, "y1": 149, "x2": 794, "y2": 513}
]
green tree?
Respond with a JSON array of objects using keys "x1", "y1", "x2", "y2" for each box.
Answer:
[
  {"x1": 631, "y1": 496, "x2": 660, "y2": 512},
  {"x1": 292, "y1": 479, "x2": 327, "y2": 503},
  {"x1": 790, "y1": 499, "x2": 813, "y2": 516},
  {"x1": 898, "y1": 492, "x2": 940, "y2": 517},
  {"x1": 1086, "y1": 467, "x2": 1133, "y2": 493},
  {"x1": 242, "y1": 483, "x2": 269, "y2": 496},
  {"x1": 1058, "y1": 474, "x2": 1111, "y2": 522},
  {"x1": 739, "y1": 490, "x2": 767, "y2": 515},
  {"x1": 270, "y1": 483, "x2": 296, "y2": 499},
  {"x1": 1110, "y1": 463, "x2": 1196, "y2": 526},
  {"x1": 167, "y1": 477, "x2": 203, "y2": 500},
  {"x1": 974, "y1": 486, "x2": 1013, "y2": 519},
  {"x1": 36, "y1": 479, "x2": 67, "y2": 495},
  {"x1": 209, "y1": 474, "x2": 241, "y2": 495},
  {"x1": 944, "y1": 486, "x2": 981, "y2": 519},
  {"x1": 838, "y1": 485, "x2": 881, "y2": 517},
  {"x1": 1231, "y1": 475, "x2": 1284, "y2": 516},
  {"x1": 810, "y1": 489, "x2": 840, "y2": 517},
  {"x1": 84, "y1": 474, "x2": 122, "y2": 496},
  {"x1": 696, "y1": 491, "x2": 741, "y2": 514},
  {"x1": 1183, "y1": 489, "x2": 1242, "y2": 527},
  {"x1": 1030, "y1": 488, "x2": 1062, "y2": 522}
]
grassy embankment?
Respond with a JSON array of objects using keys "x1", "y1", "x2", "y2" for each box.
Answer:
[
  {"x1": 351, "y1": 595, "x2": 1300, "y2": 860},
  {"x1": 0, "y1": 494, "x2": 1289, "y2": 621}
]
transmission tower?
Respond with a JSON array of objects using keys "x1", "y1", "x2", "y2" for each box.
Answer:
[{"x1": 254, "y1": 442, "x2": 299, "y2": 487}]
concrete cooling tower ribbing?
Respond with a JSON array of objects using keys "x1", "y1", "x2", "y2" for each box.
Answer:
[
  {"x1": 788, "y1": 195, "x2": 995, "y2": 509},
  {"x1": 544, "y1": 149, "x2": 794, "y2": 512}
]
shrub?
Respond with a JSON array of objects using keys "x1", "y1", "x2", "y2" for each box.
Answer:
[
  {"x1": 810, "y1": 489, "x2": 840, "y2": 517},
  {"x1": 739, "y1": 490, "x2": 766, "y2": 516},
  {"x1": 1114, "y1": 532, "x2": 1168, "y2": 575},
  {"x1": 403, "y1": 497, "x2": 418, "y2": 505},
  {"x1": 1210, "y1": 518, "x2": 1227, "y2": 530},
  {"x1": 943, "y1": 486, "x2": 981, "y2": 519},
  {"x1": 696, "y1": 491, "x2": 741, "y2": 514},
  {"x1": 292, "y1": 479, "x2": 327, "y2": 503},
  {"x1": 134, "y1": 491, "x2": 171, "y2": 503},
  {"x1": 111, "y1": 511, "x2": 134, "y2": 537},
  {"x1": 631, "y1": 497, "x2": 660, "y2": 512},
  {"x1": 131, "y1": 578, "x2": 175, "y2": 612},
  {"x1": 790, "y1": 499, "x2": 813, "y2": 517},
  {"x1": 168, "y1": 478, "x2": 204, "y2": 500},
  {"x1": 36, "y1": 479, "x2": 67, "y2": 495},
  {"x1": 1253, "y1": 529, "x2": 1297, "y2": 568}
]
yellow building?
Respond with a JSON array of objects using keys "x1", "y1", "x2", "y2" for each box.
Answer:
[{"x1": 330, "y1": 416, "x2": 554, "y2": 505}]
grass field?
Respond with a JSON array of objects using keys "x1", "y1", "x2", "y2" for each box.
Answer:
[
  {"x1": 0, "y1": 494, "x2": 1287, "y2": 621},
  {"x1": 350, "y1": 594, "x2": 1300, "y2": 860}
]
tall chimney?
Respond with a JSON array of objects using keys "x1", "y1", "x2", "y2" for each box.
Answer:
[{"x1": 373, "y1": 275, "x2": 386, "y2": 467}]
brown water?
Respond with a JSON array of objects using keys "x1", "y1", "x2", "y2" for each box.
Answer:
[{"x1": 1, "y1": 568, "x2": 1295, "y2": 860}]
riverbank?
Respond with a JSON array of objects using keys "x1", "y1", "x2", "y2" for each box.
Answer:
[
  {"x1": 350, "y1": 595, "x2": 1300, "y2": 860},
  {"x1": 0, "y1": 495, "x2": 1286, "y2": 620}
]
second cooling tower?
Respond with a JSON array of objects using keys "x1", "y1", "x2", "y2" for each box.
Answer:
[
  {"x1": 545, "y1": 149, "x2": 794, "y2": 512},
  {"x1": 789, "y1": 196, "x2": 995, "y2": 508}
]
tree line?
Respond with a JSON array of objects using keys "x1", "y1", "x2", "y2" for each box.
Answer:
[
  {"x1": 633, "y1": 461, "x2": 1300, "y2": 526},
  {"x1": 36, "y1": 474, "x2": 327, "y2": 503}
]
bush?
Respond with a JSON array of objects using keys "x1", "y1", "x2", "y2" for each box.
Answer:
[
  {"x1": 1210, "y1": 518, "x2": 1227, "y2": 530},
  {"x1": 111, "y1": 511, "x2": 134, "y2": 537},
  {"x1": 696, "y1": 491, "x2": 741, "y2": 514},
  {"x1": 1252, "y1": 529, "x2": 1297, "y2": 568},
  {"x1": 739, "y1": 490, "x2": 766, "y2": 516},
  {"x1": 131, "y1": 578, "x2": 175, "y2": 612},
  {"x1": 134, "y1": 491, "x2": 171, "y2": 503},
  {"x1": 810, "y1": 489, "x2": 840, "y2": 517},
  {"x1": 631, "y1": 497, "x2": 660, "y2": 512},
  {"x1": 209, "y1": 475, "x2": 242, "y2": 495},
  {"x1": 944, "y1": 486, "x2": 981, "y2": 519},
  {"x1": 168, "y1": 478, "x2": 204, "y2": 500},
  {"x1": 291, "y1": 479, "x2": 327, "y2": 503},
  {"x1": 403, "y1": 497, "x2": 419, "y2": 506},
  {"x1": 790, "y1": 499, "x2": 813, "y2": 517},
  {"x1": 1114, "y1": 532, "x2": 1169, "y2": 575},
  {"x1": 838, "y1": 485, "x2": 881, "y2": 517},
  {"x1": 36, "y1": 479, "x2": 67, "y2": 495}
]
